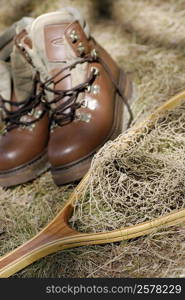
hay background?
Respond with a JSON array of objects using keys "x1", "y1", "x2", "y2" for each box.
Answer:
[{"x1": 0, "y1": 0, "x2": 185, "y2": 277}]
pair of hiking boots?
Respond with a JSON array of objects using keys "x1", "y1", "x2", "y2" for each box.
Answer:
[{"x1": 0, "y1": 8, "x2": 133, "y2": 187}]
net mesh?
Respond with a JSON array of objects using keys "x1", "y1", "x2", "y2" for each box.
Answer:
[{"x1": 70, "y1": 101, "x2": 185, "y2": 233}]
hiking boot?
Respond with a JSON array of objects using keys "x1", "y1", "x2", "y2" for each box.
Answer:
[
  {"x1": 0, "y1": 19, "x2": 50, "y2": 187},
  {"x1": 23, "y1": 8, "x2": 134, "y2": 185}
]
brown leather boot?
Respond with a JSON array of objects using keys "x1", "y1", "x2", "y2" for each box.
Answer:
[
  {"x1": 23, "y1": 8, "x2": 133, "y2": 185},
  {"x1": 0, "y1": 20, "x2": 50, "y2": 187}
]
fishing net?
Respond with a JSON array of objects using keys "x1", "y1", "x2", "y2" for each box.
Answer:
[{"x1": 70, "y1": 100, "x2": 185, "y2": 233}]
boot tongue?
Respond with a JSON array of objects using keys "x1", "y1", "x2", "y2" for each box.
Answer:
[
  {"x1": 44, "y1": 22, "x2": 70, "y2": 63},
  {"x1": 43, "y1": 21, "x2": 75, "y2": 105},
  {"x1": 27, "y1": 9, "x2": 89, "y2": 78},
  {"x1": 31, "y1": 11, "x2": 78, "y2": 70},
  {"x1": 43, "y1": 21, "x2": 73, "y2": 92},
  {"x1": 24, "y1": 9, "x2": 90, "y2": 104}
]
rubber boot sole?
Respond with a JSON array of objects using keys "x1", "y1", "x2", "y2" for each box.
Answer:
[{"x1": 0, "y1": 150, "x2": 50, "y2": 187}]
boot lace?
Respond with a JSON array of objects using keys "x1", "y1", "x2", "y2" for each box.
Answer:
[
  {"x1": 40, "y1": 55, "x2": 133, "y2": 128},
  {"x1": 0, "y1": 74, "x2": 46, "y2": 132}
]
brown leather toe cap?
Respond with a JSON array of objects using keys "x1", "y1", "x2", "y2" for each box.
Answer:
[
  {"x1": 48, "y1": 112, "x2": 113, "y2": 168},
  {"x1": 0, "y1": 120, "x2": 49, "y2": 171}
]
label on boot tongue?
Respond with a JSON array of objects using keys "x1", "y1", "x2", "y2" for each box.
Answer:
[{"x1": 44, "y1": 24, "x2": 70, "y2": 62}]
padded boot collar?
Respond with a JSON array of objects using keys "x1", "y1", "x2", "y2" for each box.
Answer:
[{"x1": 0, "y1": 61, "x2": 11, "y2": 102}]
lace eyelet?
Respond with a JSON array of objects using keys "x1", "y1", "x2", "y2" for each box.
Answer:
[
  {"x1": 86, "y1": 85, "x2": 91, "y2": 93},
  {"x1": 50, "y1": 122, "x2": 58, "y2": 133},
  {"x1": 77, "y1": 42, "x2": 85, "y2": 56},
  {"x1": 79, "y1": 98, "x2": 88, "y2": 108},
  {"x1": 28, "y1": 109, "x2": 35, "y2": 116},
  {"x1": 91, "y1": 84, "x2": 100, "y2": 95},
  {"x1": 91, "y1": 49, "x2": 98, "y2": 59},
  {"x1": 70, "y1": 30, "x2": 78, "y2": 43},
  {"x1": 91, "y1": 67, "x2": 100, "y2": 76},
  {"x1": 28, "y1": 123, "x2": 36, "y2": 131},
  {"x1": 75, "y1": 111, "x2": 91, "y2": 122},
  {"x1": 20, "y1": 116, "x2": 28, "y2": 123},
  {"x1": 34, "y1": 110, "x2": 43, "y2": 119}
]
